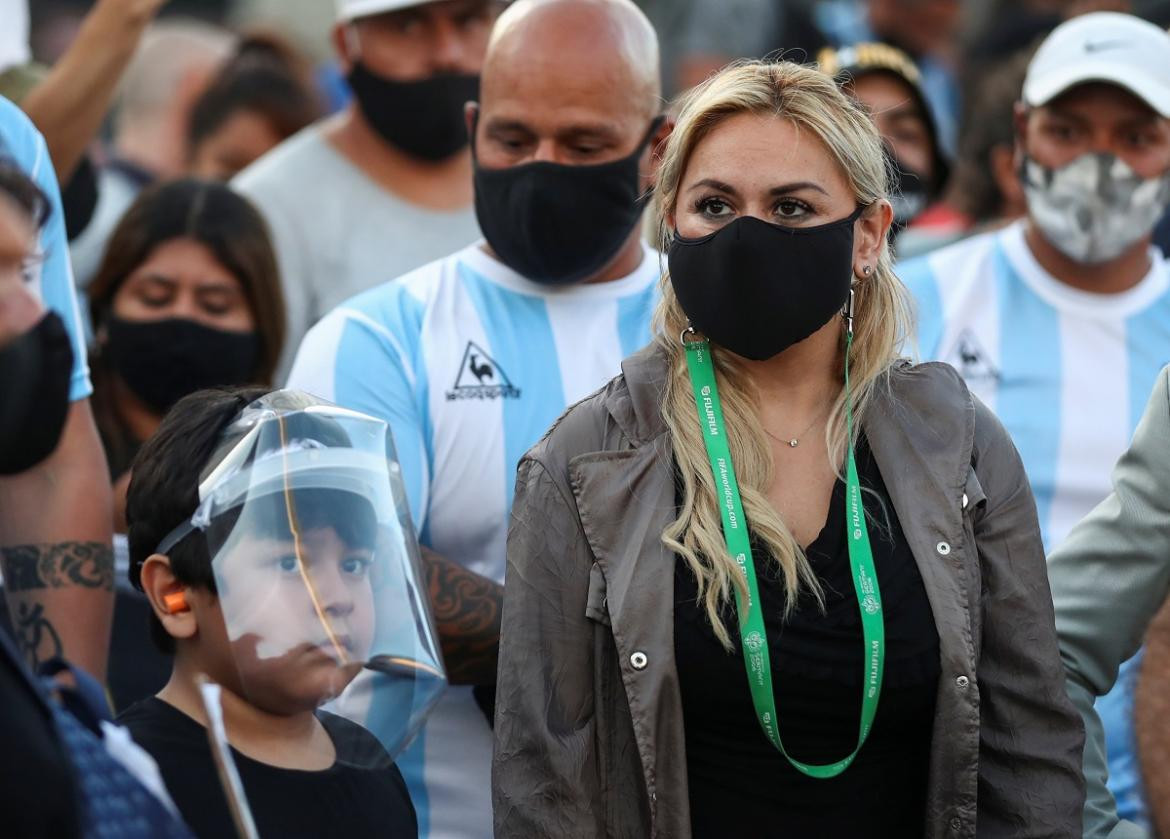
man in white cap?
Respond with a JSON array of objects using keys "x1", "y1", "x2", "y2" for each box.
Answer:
[
  {"x1": 235, "y1": 0, "x2": 500, "y2": 378},
  {"x1": 899, "y1": 12, "x2": 1170, "y2": 834}
]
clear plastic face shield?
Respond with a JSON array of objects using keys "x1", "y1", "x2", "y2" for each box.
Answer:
[{"x1": 157, "y1": 391, "x2": 445, "y2": 764}]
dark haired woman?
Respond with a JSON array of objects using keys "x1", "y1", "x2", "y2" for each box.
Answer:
[{"x1": 90, "y1": 178, "x2": 285, "y2": 522}]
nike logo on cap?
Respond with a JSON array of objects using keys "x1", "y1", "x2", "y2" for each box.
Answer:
[{"x1": 1083, "y1": 39, "x2": 1130, "y2": 53}]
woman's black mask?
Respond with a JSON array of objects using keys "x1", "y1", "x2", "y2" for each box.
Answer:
[
  {"x1": 106, "y1": 316, "x2": 261, "y2": 414},
  {"x1": 667, "y1": 206, "x2": 866, "y2": 361}
]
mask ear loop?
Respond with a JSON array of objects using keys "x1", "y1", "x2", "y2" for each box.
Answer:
[{"x1": 843, "y1": 287, "x2": 856, "y2": 451}]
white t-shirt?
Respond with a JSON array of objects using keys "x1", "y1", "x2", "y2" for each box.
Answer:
[
  {"x1": 288, "y1": 240, "x2": 662, "y2": 839},
  {"x1": 234, "y1": 124, "x2": 481, "y2": 380}
]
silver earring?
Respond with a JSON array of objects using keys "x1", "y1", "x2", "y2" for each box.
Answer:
[{"x1": 863, "y1": 265, "x2": 872, "y2": 276}]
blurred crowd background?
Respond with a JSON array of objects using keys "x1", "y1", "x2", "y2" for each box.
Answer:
[{"x1": 4, "y1": 0, "x2": 1170, "y2": 836}]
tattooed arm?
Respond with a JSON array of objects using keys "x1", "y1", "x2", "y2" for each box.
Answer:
[
  {"x1": 422, "y1": 547, "x2": 502, "y2": 686},
  {"x1": 0, "y1": 401, "x2": 114, "y2": 677}
]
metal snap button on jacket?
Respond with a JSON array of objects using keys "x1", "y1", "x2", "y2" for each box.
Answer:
[{"x1": 630, "y1": 651, "x2": 648, "y2": 670}]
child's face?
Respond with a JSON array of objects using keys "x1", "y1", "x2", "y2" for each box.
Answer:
[{"x1": 209, "y1": 525, "x2": 378, "y2": 713}]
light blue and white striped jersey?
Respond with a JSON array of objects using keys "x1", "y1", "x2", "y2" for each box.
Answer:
[
  {"x1": 0, "y1": 96, "x2": 90, "y2": 401},
  {"x1": 287, "y1": 240, "x2": 660, "y2": 839},
  {"x1": 903, "y1": 219, "x2": 1170, "y2": 827}
]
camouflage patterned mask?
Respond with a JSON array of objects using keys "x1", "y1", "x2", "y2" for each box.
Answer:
[{"x1": 1022, "y1": 152, "x2": 1170, "y2": 264}]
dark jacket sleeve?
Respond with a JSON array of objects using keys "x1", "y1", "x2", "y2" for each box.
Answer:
[
  {"x1": 492, "y1": 454, "x2": 602, "y2": 838},
  {"x1": 969, "y1": 399, "x2": 1086, "y2": 837}
]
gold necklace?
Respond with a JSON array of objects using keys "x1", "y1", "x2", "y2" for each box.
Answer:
[{"x1": 761, "y1": 404, "x2": 831, "y2": 449}]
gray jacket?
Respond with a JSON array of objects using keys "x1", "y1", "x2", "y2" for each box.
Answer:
[
  {"x1": 1049, "y1": 367, "x2": 1170, "y2": 839},
  {"x1": 493, "y1": 344, "x2": 1085, "y2": 838}
]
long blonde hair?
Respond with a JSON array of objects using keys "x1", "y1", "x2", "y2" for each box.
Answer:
[{"x1": 654, "y1": 61, "x2": 912, "y2": 648}]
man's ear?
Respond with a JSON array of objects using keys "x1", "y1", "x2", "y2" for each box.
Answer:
[
  {"x1": 140, "y1": 554, "x2": 197, "y2": 643},
  {"x1": 1012, "y1": 101, "x2": 1031, "y2": 164},
  {"x1": 332, "y1": 23, "x2": 360, "y2": 75},
  {"x1": 465, "y1": 101, "x2": 480, "y2": 149}
]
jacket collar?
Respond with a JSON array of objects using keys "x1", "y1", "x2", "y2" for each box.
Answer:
[{"x1": 608, "y1": 341, "x2": 974, "y2": 504}]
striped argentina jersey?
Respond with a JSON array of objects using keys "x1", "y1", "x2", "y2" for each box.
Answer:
[
  {"x1": 287, "y1": 239, "x2": 661, "y2": 839},
  {"x1": 902, "y1": 219, "x2": 1170, "y2": 827}
]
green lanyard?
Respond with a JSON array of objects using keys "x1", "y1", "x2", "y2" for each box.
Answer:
[{"x1": 682, "y1": 329, "x2": 884, "y2": 779}]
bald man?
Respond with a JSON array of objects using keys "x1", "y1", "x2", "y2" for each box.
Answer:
[{"x1": 286, "y1": 1, "x2": 669, "y2": 835}]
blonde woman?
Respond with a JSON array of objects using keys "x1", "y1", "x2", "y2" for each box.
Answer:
[{"x1": 492, "y1": 61, "x2": 1084, "y2": 838}]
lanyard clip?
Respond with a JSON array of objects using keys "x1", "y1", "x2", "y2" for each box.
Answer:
[{"x1": 842, "y1": 288, "x2": 855, "y2": 338}]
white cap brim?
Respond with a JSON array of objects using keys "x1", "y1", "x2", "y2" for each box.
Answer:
[
  {"x1": 336, "y1": 0, "x2": 442, "y2": 21},
  {"x1": 1024, "y1": 59, "x2": 1170, "y2": 118}
]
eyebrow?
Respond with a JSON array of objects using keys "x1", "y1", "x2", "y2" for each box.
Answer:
[
  {"x1": 1042, "y1": 106, "x2": 1090, "y2": 126},
  {"x1": 688, "y1": 178, "x2": 830, "y2": 197}
]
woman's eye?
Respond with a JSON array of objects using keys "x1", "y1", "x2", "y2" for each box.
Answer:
[
  {"x1": 137, "y1": 291, "x2": 171, "y2": 308},
  {"x1": 697, "y1": 197, "x2": 733, "y2": 218},
  {"x1": 775, "y1": 199, "x2": 809, "y2": 220},
  {"x1": 341, "y1": 556, "x2": 373, "y2": 578},
  {"x1": 201, "y1": 302, "x2": 232, "y2": 316}
]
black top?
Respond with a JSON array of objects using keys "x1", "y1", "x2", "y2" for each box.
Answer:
[
  {"x1": 118, "y1": 697, "x2": 417, "y2": 839},
  {"x1": 674, "y1": 434, "x2": 940, "y2": 838}
]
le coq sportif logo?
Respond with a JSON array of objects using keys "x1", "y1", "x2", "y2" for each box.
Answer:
[{"x1": 446, "y1": 341, "x2": 521, "y2": 401}]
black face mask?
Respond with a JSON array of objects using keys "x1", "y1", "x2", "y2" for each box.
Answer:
[
  {"x1": 0, "y1": 312, "x2": 73, "y2": 474},
  {"x1": 667, "y1": 207, "x2": 865, "y2": 361},
  {"x1": 347, "y1": 62, "x2": 479, "y2": 162},
  {"x1": 473, "y1": 117, "x2": 663, "y2": 285},
  {"x1": 105, "y1": 316, "x2": 261, "y2": 414}
]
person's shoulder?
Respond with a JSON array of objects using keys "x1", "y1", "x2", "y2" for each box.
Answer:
[
  {"x1": 317, "y1": 712, "x2": 417, "y2": 825},
  {"x1": 116, "y1": 697, "x2": 205, "y2": 757},
  {"x1": 883, "y1": 359, "x2": 977, "y2": 438},
  {"x1": 886, "y1": 358, "x2": 971, "y2": 409},
  {"x1": 895, "y1": 360, "x2": 1016, "y2": 452},
  {"x1": 525, "y1": 378, "x2": 626, "y2": 477},
  {"x1": 317, "y1": 710, "x2": 393, "y2": 769},
  {"x1": 525, "y1": 343, "x2": 665, "y2": 478},
  {"x1": 294, "y1": 249, "x2": 464, "y2": 371},
  {"x1": 334, "y1": 247, "x2": 464, "y2": 322}
]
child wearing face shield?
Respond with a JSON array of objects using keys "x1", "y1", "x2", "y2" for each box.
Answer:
[
  {"x1": 115, "y1": 386, "x2": 437, "y2": 838},
  {"x1": 899, "y1": 12, "x2": 1170, "y2": 834}
]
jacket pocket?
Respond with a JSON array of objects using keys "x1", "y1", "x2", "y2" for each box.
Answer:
[{"x1": 585, "y1": 561, "x2": 611, "y2": 627}]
